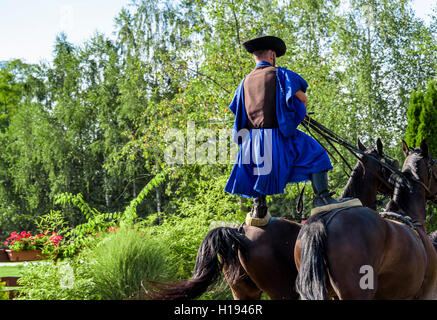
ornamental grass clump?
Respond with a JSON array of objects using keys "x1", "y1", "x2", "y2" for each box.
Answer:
[{"x1": 83, "y1": 227, "x2": 175, "y2": 300}]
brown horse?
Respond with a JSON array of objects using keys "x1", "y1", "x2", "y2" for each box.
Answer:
[
  {"x1": 295, "y1": 139, "x2": 437, "y2": 300},
  {"x1": 148, "y1": 139, "x2": 395, "y2": 300}
]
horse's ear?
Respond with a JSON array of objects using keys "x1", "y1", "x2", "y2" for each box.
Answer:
[
  {"x1": 392, "y1": 159, "x2": 399, "y2": 169},
  {"x1": 357, "y1": 138, "x2": 366, "y2": 152},
  {"x1": 420, "y1": 139, "x2": 429, "y2": 158},
  {"x1": 402, "y1": 140, "x2": 410, "y2": 157},
  {"x1": 376, "y1": 138, "x2": 383, "y2": 156}
]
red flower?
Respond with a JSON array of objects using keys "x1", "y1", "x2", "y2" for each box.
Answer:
[{"x1": 48, "y1": 234, "x2": 63, "y2": 247}]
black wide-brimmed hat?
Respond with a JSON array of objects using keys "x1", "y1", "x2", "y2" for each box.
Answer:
[{"x1": 242, "y1": 36, "x2": 286, "y2": 57}]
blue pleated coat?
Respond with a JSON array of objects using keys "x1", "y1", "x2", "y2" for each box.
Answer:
[{"x1": 224, "y1": 61, "x2": 332, "y2": 198}]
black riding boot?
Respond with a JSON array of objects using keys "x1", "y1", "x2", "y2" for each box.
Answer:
[
  {"x1": 310, "y1": 171, "x2": 350, "y2": 207},
  {"x1": 250, "y1": 195, "x2": 267, "y2": 219}
]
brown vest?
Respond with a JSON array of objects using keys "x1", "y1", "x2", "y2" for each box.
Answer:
[{"x1": 243, "y1": 65, "x2": 278, "y2": 129}]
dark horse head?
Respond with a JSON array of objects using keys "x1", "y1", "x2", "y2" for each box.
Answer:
[
  {"x1": 386, "y1": 139, "x2": 437, "y2": 226},
  {"x1": 341, "y1": 137, "x2": 399, "y2": 210}
]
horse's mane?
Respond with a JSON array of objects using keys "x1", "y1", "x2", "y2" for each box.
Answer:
[
  {"x1": 402, "y1": 150, "x2": 423, "y2": 180},
  {"x1": 341, "y1": 161, "x2": 364, "y2": 199},
  {"x1": 385, "y1": 148, "x2": 430, "y2": 217},
  {"x1": 390, "y1": 150, "x2": 426, "y2": 195}
]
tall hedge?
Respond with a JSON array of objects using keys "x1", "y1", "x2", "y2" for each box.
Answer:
[{"x1": 406, "y1": 79, "x2": 437, "y2": 155}]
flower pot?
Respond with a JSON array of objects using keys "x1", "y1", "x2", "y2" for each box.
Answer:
[
  {"x1": 5, "y1": 249, "x2": 46, "y2": 262},
  {"x1": 0, "y1": 248, "x2": 9, "y2": 262}
]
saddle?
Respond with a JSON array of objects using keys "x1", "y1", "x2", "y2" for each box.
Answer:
[
  {"x1": 245, "y1": 198, "x2": 363, "y2": 227},
  {"x1": 245, "y1": 211, "x2": 272, "y2": 227},
  {"x1": 310, "y1": 198, "x2": 363, "y2": 216}
]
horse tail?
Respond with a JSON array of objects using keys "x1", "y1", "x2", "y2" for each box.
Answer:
[
  {"x1": 295, "y1": 215, "x2": 328, "y2": 300},
  {"x1": 148, "y1": 226, "x2": 247, "y2": 300}
]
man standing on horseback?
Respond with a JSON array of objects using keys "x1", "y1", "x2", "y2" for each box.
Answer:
[{"x1": 224, "y1": 36, "x2": 357, "y2": 225}]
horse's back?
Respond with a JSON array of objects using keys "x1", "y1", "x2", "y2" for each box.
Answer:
[
  {"x1": 240, "y1": 217, "x2": 301, "y2": 299},
  {"x1": 243, "y1": 217, "x2": 301, "y2": 248}
]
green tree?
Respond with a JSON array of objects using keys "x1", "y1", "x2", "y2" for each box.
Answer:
[
  {"x1": 0, "y1": 60, "x2": 24, "y2": 131},
  {"x1": 406, "y1": 79, "x2": 437, "y2": 155}
]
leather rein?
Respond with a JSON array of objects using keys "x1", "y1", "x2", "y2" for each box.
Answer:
[
  {"x1": 301, "y1": 115, "x2": 395, "y2": 192},
  {"x1": 301, "y1": 115, "x2": 437, "y2": 223}
]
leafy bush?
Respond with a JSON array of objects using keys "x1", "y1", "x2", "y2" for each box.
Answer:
[
  {"x1": 34, "y1": 196, "x2": 122, "y2": 259},
  {"x1": 16, "y1": 260, "x2": 100, "y2": 300},
  {"x1": 427, "y1": 207, "x2": 437, "y2": 233}
]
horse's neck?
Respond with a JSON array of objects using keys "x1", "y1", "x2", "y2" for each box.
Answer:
[
  {"x1": 385, "y1": 176, "x2": 427, "y2": 223},
  {"x1": 341, "y1": 162, "x2": 377, "y2": 208}
]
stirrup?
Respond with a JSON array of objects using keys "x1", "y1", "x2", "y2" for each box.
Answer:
[
  {"x1": 310, "y1": 198, "x2": 362, "y2": 216},
  {"x1": 246, "y1": 211, "x2": 272, "y2": 227},
  {"x1": 313, "y1": 191, "x2": 337, "y2": 205}
]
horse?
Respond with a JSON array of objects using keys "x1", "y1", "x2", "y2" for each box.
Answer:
[
  {"x1": 295, "y1": 139, "x2": 437, "y2": 300},
  {"x1": 148, "y1": 138, "x2": 396, "y2": 300}
]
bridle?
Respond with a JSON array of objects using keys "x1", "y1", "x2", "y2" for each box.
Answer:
[
  {"x1": 403, "y1": 150, "x2": 437, "y2": 202},
  {"x1": 302, "y1": 115, "x2": 397, "y2": 195},
  {"x1": 358, "y1": 150, "x2": 396, "y2": 194},
  {"x1": 357, "y1": 151, "x2": 395, "y2": 208}
]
